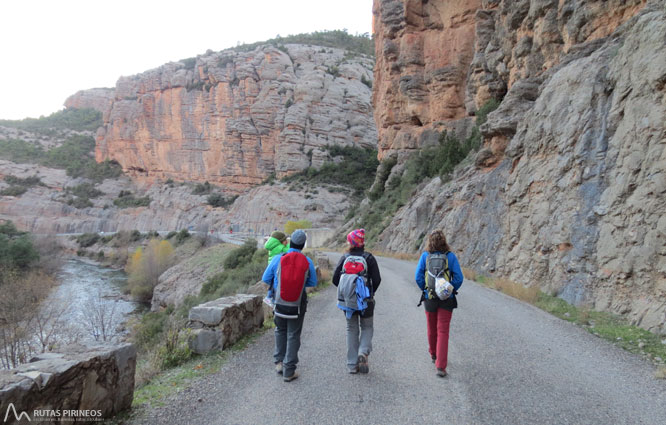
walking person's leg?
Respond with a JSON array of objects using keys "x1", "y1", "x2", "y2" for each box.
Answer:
[
  {"x1": 358, "y1": 314, "x2": 374, "y2": 373},
  {"x1": 283, "y1": 313, "x2": 305, "y2": 381},
  {"x1": 435, "y1": 308, "x2": 452, "y2": 375},
  {"x1": 346, "y1": 314, "x2": 360, "y2": 373},
  {"x1": 425, "y1": 309, "x2": 438, "y2": 362},
  {"x1": 274, "y1": 315, "x2": 287, "y2": 373}
]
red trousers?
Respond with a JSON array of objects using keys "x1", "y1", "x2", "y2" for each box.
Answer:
[{"x1": 425, "y1": 308, "x2": 452, "y2": 371}]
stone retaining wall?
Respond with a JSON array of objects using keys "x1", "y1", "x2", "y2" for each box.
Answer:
[
  {"x1": 188, "y1": 294, "x2": 263, "y2": 354},
  {"x1": 0, "y1": 343, "x2": 136, "y2": 425}
]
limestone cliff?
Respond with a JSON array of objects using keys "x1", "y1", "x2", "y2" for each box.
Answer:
[
  {"x1": 95, "y1": 45, "x2": 376, "y2": 192},
  {"x1": 372, "y1": 0, "x2": 665, "y2": 332},
  {"x1": 64, "y1": 88, "x2": 115, "y2": 114}
]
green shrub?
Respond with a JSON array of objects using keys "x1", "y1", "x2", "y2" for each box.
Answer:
[
  {"x1": 114, "y1": 190, "x2": 151, "y2": 208},
  {"x1": 0, "y1": 186, "x2": 27, "y2": 196},
  {"x1": 175, "y1": 229, "x2": 190, "y2": 245},
  {"x1": 76, "y1": 233, "x2": 100, "y2": 248},
  {"x1": 222, "y1": 239, "x2": 257, "y2": 270},
  {"x1": 201, "y1": 246, "x2": 266, "y2": 298},
  {"x1": 192, "y1": 181, "x2": 212, "y2": 195},
  {"x1": 207, "y1": 193, "x2": 237, "y2": 208},
  {"x1": 166, "y1": 231, "x2": 178, "y2": 240},
  {"x1": 0, "y1": 222, "x2": 39, "y2": 271},
  {"x1": 67, "y1": 197, "x2": 93, "y2": 209}
]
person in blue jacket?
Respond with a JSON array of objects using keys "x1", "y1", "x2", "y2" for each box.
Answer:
[
  {"x1": 262, "y1": 229, "x2": 317, "y2": 382},
  {"x1": 415, "y1": 230, "x2": 463, "y2": 377}
]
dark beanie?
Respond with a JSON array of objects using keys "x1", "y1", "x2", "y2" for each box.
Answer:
[{"x1": 271, "y1": 231, "x2": 287, "y2": 242}]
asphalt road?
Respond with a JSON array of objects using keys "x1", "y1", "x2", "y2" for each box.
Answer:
[{"x1": 129, "y1": 254, "x2": 666, "y2": 425}]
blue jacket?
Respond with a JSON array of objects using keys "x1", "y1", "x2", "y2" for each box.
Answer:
[
  {"x1": 262, "y1": 248, "x2": 317, "y2": 290},
  {"x1": 415, "y1": 251, "x2": 463, "y2": 300}
]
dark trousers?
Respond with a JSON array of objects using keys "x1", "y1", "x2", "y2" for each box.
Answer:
[
  {"x1": 425, "y1": 308, "x2": 452, "y2": 371},
  {"x1": 273, "y1": 313, "x2": 305, "y2": 377}
]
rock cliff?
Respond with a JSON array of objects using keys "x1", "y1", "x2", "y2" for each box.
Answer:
[
  {"x1": 372, "y1": 0, "x2": 665, "y2": 332},
  {"x1": 64, "y1": 88, "x2": 115, "y2": 114},
  {"x1": 95, "y1": 44, "x2": 376, "y2": 191}
]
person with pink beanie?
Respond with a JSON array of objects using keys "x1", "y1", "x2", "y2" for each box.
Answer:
[{"x1": 332, "y1": 229, "x2": 382, "y2": 374}]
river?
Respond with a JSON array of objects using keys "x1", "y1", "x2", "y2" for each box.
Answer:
[{"x1": 46, "y1": 258, "x2": 143, "y2": 343}]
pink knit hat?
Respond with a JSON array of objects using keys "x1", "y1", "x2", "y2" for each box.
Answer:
[{"x1": 347, "y1": 229, "x2": 365, "y2": 247}]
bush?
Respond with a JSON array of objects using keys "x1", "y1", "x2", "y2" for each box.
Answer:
[
  {"x1": 0, "y1": 222, "x2": 39, "y2": 271},
  {"x1": 114, "y1": 190, "x2": 151, "y2": 208},
  {"x1": 0, "y1": 186, "x2": 27, "y2": 196},
  {"x1": 192, "y1": 181, "x2": 212, "y2": 195},
  {"x1": 207, "y1": 193, "x2": 237, "y2": 208},
  {"x1": 222, "y1": 239, "x2": 257, "y2": 270},
  {"x1": 175, "y1": 229, "x2": 190, "y2": 245},
  {"x1": 76, "y1": 233, "x2": 100, "y2": 248},
  {"x1": 201, "y1": 247, "x2": 266, "y2": 298}
]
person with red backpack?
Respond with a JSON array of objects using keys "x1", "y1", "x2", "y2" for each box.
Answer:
[
  {"x1": 262, "y1": 229, "x2": 317, "y2": 382},
  {"x1": 415, "y1": 230, "x2": 464, "y2": 377},
  {"x1": 332, "y1": 229, "x2": 381, "y2": 374}
]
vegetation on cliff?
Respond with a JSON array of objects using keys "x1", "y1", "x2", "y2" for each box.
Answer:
[
  {"x1": 282, "y1": 145, "x2": 379, "y2": 199},
  {"x1": 0, "y1": 134, "x2": 122, "y2": 182},
  {"x1": 358, "y1": 99, "x2": 500, "y2": 246},
  {"x1": 234, "y1": 29, "x2": 374, "y2": 57},
  {"x1": 0, "y1": 107, "x2": 102, "y2": 133}
]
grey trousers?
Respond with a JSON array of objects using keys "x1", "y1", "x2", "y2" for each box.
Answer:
[
  {"x1": 274, "y1": 313, "x2": 305, "y2": 377},
  {"x1": 346, "y1": 314, "x2": 373, "y2": 370}
]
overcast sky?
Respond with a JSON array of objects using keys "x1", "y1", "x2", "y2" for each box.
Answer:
[{"x1": 0, "y1": 0, "x2": 374, "y2": 120}]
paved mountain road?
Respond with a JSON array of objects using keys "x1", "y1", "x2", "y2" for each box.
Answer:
[{"x1": 129, "y1": 254, "x2": 666, "y2": 425}]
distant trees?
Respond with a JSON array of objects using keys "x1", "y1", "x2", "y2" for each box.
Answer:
[
  {"x1": 284, "y1": 220, "x2": 312, "y2": 235},
  {"x1": 126, "y1": 239, "x2": 175, "y2": 302},
  {"x1": 0, "y1": 221, "x2": 39, "y2": 278}
]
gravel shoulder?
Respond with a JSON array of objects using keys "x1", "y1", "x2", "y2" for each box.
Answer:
[{"x1": 127, "y1": 254, "x2": 666, "y2": 425}]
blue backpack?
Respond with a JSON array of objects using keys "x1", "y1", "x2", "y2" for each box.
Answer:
[{"x1": 336, "y1": 254, "x2": 371, "y2": 318}]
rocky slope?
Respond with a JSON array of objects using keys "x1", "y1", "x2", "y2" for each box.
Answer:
[
  {"x1": 94, "y1": 44, "x2": 376, "y2": 192},
  {"x1": 0, "y1": 159, "x2": 349, "y2": 235},
  {"x1": 372, "y1": 0, "x2": 665, "y2": 333},
  {"x1": 64, "y1": 88, "x2": 115, "y2": 114}
]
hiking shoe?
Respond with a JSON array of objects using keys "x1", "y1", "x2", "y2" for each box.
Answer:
[
  {"x1": 283, "y1": 372, "x2": 299, "y2": 382},
  {"x1": 358, "y1": 354, "x2": 369, "y2": 374},
  {"x1": 275, "y1": 362, "x2": 283, "y2": 375},
  {"x1": 431, "y1": 354, "x2": 436, "y2": 364},
  {"x1": 437, "y1": 368, "x2": 447, "y2": 378},
  {"x1": 348, "y1": 366, "x2": 359, "y2": 374}
]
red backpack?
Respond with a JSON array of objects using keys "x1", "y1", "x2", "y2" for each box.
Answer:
[{"x1": 274, "y1": 252, "x2": 310, "y2": 319}]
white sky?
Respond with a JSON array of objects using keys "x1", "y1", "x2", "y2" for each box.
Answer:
[{"x1": 0, "y1": 0, "x2": 374, "y2": 120}]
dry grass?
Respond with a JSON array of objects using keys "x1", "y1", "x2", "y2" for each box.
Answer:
[
  {"x1": 656, "y1": 366, "x2": 666, "y2": 380},
  {"x1": 493, "y1": 277, "x2": 541, "y2": 304},
  {"x1": 462, "y1": 267, "x2": 477, "y2": 280}
]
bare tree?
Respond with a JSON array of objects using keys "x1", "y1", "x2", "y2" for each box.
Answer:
[
  {"x1": 32, "y1": 291, "x2": 70, "y2": 353},
  {"x1": 0, "y1": 271, "x2": 51, "y2": 368},
  {"x1": 80, "y1": 288, "x2": 119, "y2": 342}
]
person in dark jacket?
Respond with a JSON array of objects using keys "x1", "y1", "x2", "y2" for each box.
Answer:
[
  {"x1": 332, "y1": 229, "x2": 381, "y2": 374},
  {"x1": 415, "y1": 230, "x2": 463, "y2": 377}
]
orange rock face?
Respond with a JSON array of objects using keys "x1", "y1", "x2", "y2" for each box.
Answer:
[
  {"x1": 372, "y1": 0, "x2": 482, "y2": 159},
  {"x1": 372, "y1": 0, "x2": 647, "y2": 160},
  {"x1": 95, "y1": 45, "x2": 377, "y2": 192}
]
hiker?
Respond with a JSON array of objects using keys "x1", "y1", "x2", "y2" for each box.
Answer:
[
  {"x1": 415, "y1": 230, "x2": 463, "y2": 377},
  {"x1": 262, "y1": 229, "x2": 317, "y2": 382},
  {"x1": 332, "y1": 228, "x2": 381, "y2": 374},
  {"x1": 263, "y1": 231, "x2": 290, "y2": 306}
]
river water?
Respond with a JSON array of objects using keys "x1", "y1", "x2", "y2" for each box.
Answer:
[{"x1": 46, "y1": 258, "x2": 142, "y2": 342}]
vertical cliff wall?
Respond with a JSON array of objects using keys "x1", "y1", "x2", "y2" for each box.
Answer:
[
  {"x1": 372, "y1": 0, "x2": 665, "y2": 333},
  {"x1": 96, "y1": 45, "x2": 376, "y2": 192}
]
